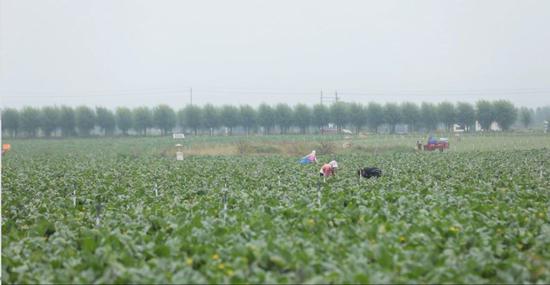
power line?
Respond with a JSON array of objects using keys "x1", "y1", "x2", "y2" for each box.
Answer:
[{"x1": 1, "y1": 87, "x2": 549, "y2": 101}]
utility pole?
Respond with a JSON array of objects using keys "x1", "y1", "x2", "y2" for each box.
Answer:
[
  {"x1": 190, "y1": 87, "x2": 193, "y2": 106},
  {"x1": 320, "y1": 90, "x2": 339, "y2": 105}
]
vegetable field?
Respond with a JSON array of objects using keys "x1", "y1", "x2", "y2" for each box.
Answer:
[{"x1": 2, "y1": 136, "x2": 550, "y2": 283}]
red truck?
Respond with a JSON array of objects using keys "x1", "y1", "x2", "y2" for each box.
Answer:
[{"x1": 423, "y1": 137, "x2": 449, "y2": 152}]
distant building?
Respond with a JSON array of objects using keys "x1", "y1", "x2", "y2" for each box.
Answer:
[
  {"x1": 453, "y1": 124, "x2": 465, "y2": 133},
  {"x1": 474, "y1": 121, "x2": 501, "y2": 132}
]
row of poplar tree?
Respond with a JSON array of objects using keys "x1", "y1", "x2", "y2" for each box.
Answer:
[{"x1": 0, "y1": 100, "x2": 535, "y2": 138}]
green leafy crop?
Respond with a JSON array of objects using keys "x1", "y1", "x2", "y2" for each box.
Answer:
[{"x1": 2, "y1": 138, "x2": 549, "y2": 283}]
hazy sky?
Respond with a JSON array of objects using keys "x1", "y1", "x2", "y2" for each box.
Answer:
[{"x1": 1, "y1": 0, "x2": 549, "y2": 109}]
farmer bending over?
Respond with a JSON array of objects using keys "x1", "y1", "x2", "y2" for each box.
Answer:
[
  {"x1": 320, "y1": 160, "x2": 338, "y2": 177},
  {"x1": 300, "y1": 150, "x2": 317, "y2": 164}
]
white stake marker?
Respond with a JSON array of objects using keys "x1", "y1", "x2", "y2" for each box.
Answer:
[
  {"x1": 73, "y1": 190, "x2": 76, "y2": 207},
  {"x1": 317, "y1": 188, "x2": 321, "y2": 207},
  {"x1": 317, "y1": 179, "x2": 322, "y2": 207},
  {"x1": 222, "y1": 188, "x2": 228, "y2": 221}
]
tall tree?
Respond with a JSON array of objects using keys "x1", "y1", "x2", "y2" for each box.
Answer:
[
  {"x1": 133, "y1": 107, "x2": 153, "y2": 136},
  {"x1": 455, "y1": 102, "x2": 476, "y2": 132},
  {"x1": 348, "y1": 103, "x2": 367, "y2": 134},
  {"x1": 437, "y1": 102, "x2": 456, "y2": 132},
  {"x1": 59, "y1": 106, "x2": 76, "y2": 137},
  {"x1": 400, "y1": 102, "x2": 420, "y2": 132},
  {"x1": 274, "y1": 103, "x2": 293, "y2": 134},
  {"x1": 293, "y1": 104, "x2": 311, "y2": 134},
  {"x1": 257, "y1": 104, "x2": 276, "y2": 135},
  {"x1": 519, "y1": 107, "x2": 533, "y2": 129},
  {"x1": 116, "y1": 107, "x2": 133, "y2": 135},
  {"x1": 366, "y1": 102, "x2": 384, "y2": 133},
  {"x1": 2, "y1": 108, "x2": 20, "y2": 137},
  {"x1": 221, "y1": 105, "x2": 240, "y2": 135},
  {"x1": 40, "y1": 106, "x2": 60, "y2": 137},
  {"x1": 330, "y1": 102, "x2": 349, "y2": 133},
  {"x1": 75, "y1": 106, "x2": 96, "y2": 136},
  {"x1": 202, "y1": 104, "x2": 220, "y2": 136},
  {"x1": 534, "y1": 106, "x2": 550, "y2": 127},
  {"x1": 476, "y1": 100, "x2": 495, "y2": 131},
  {"x1": 312, "y1": 104, "x2": 330, "y2": 134},
  {"x1": 240, "y1": 105, "x2": 257, "y2": 135},
  {"x1": 493, "y1": 100, "x2": 517, "y2": 131},
  {"x1": 183, "y1": 105, "x2": 202, "y2": 135},
  {"x1": 420, "y1": 102, "x2": 438, "y2": 132},
  {"x1": 19, "y1": 107, "x2": 41, "y2": 137},
  {"x1": 96, "y1": 107, "x2": 116, "y2": 136},
  {"x1": 383, "y1": 103, "x2": 401, "y2": 134},
  {"x1": 153, "y1": 105, "x2": 176, "y2": 135},
  {"x1": 176, "y1": 108, "x2": 187, "y2": 132}
]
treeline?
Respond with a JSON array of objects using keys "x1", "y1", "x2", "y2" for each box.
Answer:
[{"x1": 0, "y1": 100, "x2": 545, "y2": 138}]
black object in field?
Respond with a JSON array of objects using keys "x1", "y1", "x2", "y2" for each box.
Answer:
[{"x1": 358, "y1": 167, "x2": 382, "y2": 179}]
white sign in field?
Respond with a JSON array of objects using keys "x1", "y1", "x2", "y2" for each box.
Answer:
[
  {"x1": 173, "y1": 133, "x2": 185, "y2": 139},
  {"x1": 175, "y1": 144, "x2": 184, "y2": 160}
]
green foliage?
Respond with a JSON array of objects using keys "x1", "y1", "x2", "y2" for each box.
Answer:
[
  {"x1": 116, "y1": 107, "x2": 133, "y2": 135},
  {"x1": 437, "y1": 102, "x2": 456, "y2": 131},
  {"x1": 240, "y1": 105, "x2": 257, "y2": 135},
  {"x1": 59, "y1": 106, "x2": 76, "y2": 137},
  {"x1": 400, "y1": 102, "x2": 420, "y2": 132},
  {"x1": 348, "y1": 103, "x2": 367, "y2": 134},
  {"x1": 383, "y1": 103, "x2": 401, "y2": 134},
  {"x1": 75, "y1": 106, "x2": 96, "y2": 136},
  {"x1": 420, "y1": 102, "x2": 438, "y2": 132},
  {"x1": 476, "y1": 100, "x2": 495, "y2": 131},
  {"x1": 519, "y1": 107, "x2": 533, "y2": 129},
  {"x1": 19, "y1": 106, "x2": 41, "y2": 137},
  {"x1": 258, "y1": 104, "x2": 276, "y2": 135},
  {"x1": 312, "y1": 104, "x2": 330, "y2": 132},
  {"x1": 292, "y1": 104, "x2": 311, "y2": 134},
  {"x1": 274, "y1": 104, "x2": 293, "y2": 134},
  {"x1": 366, "y1": 102, "x2": 384, "y2": 133},
  {"x1": 183, "y1": 105, "x2": 202, "y2": 135},
  {"x1": 1, "y1": 108, "x2": 20, "y2": 137},
  {"x1": 456, "y1": 102, "x2": 476, "y2": 132},
  {"x1": 202, "y1": 104, "x2": 221, "y2": 134},
  {"x1": 330, "y1": 102, "x2": 349, "y2": 133},
  {"x1": 493, "y1": 100, "x2": 517, "y2": 131},
  {"x1": 133, "y1": 107, "x2": 153, "y2": 136},
  {"x1": 3, "y1": 100, "x2": 543, "y2": 138},
  {"x1": 153, "y1": 105, "x2": 176, "y2": 136},
  {"x1": 220, "y1": 105, "x2": 240, "y2": 135},
  {"x1": 40, "y1": 106, "x2": 60, "y2": 137},
  {"x1": 2, "y1": 138, "x2": 549, "y2": 283},
  {"x1": 96, "y1": 107, "x2": 116, "y2": 136}
]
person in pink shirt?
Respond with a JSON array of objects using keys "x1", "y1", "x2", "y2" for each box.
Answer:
[
  {"x1": 319, "y1": 160, "x2": 338, "y2": 177},
  {"x1": 299, "y1": 150, "x2": 317, "y2": 164}
]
